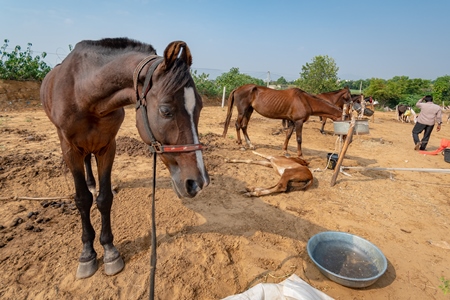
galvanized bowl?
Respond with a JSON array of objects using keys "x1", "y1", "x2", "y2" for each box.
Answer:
[
  {"x1": 333, "y1": 120, "x2": 369, "y2": 135},
  {"x1": 307, "y1": 231, "x2": 387, "y2": 288}
]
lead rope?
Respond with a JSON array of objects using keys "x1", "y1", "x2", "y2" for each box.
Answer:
[{"x1": 149, "y1": 152, "x2": 157, "y2": 300}]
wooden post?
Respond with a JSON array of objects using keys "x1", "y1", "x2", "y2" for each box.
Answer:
[
  {"x1": 330, "y1": 120, "x2": 355, "y2": 186},
  {"x1": 221, "y1": 86, "x2": 226, "y2": 108},
  {"x1": 370, "y1": 103, "x2": 375, "y2": 123},
  {"x1": 359, "y1": 94, "x2": 365, "y2": 119}
]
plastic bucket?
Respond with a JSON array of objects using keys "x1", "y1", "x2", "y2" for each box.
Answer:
[
  {"x1": 444, "y1": 148, "x2": 450, "y2": 163},
  {"x1": 327, "y1": 153, "x2": 338, "y2": 170}
]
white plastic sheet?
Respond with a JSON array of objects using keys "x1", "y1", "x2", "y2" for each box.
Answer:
[{"x1": 222, "y1": 274, "x2": 334, "y2": 300}]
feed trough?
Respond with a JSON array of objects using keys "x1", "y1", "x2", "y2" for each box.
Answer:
[
  {"x1": 307, "y1": 231, "x2": 387, "y2": 288},
  {"x1": 353, "y1": 102, "x2": 374, "y2": 116},
  {"x1": 333, "y1": 120, "x2": 369, "y2": 135}
]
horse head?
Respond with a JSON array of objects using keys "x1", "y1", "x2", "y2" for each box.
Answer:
[
  {"x1": 340, "y1": 86, "x2": 352, "y2": 103},
  {"x1": 135, "y1": 41, "x2": 210, "y2": 198}
]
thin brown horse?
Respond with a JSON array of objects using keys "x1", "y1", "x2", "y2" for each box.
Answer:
[
  {"x1": 226, "y1": 151, "x2": 313, "y2": 196},
  {"x1": 317, "y1": 87, "x2": 353, "y2": 133},
  {"x1": 222, "y1": 84, "x2": 343, "y2": 157},
  {"x1": 283, "y1": 87, "x2": 352, "y2": 134},
  {"x1": 282, "y1": 87, "x2": 352, "y2": 134},
  {"x1": 41, "y1": 38, "x2": 210, "y2": 279}
]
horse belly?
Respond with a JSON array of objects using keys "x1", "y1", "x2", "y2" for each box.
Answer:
[{"x1": 252, "y1": 102, "x2": 290, "y2": 120}]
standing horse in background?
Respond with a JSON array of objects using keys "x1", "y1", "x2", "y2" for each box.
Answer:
[
  {"x1": 316, "y1": 87, "x2": 353, "y2": 133},
  {"x1": 283, "y1": 87, "x2": 352, "y2": 134},
  {"x1": 41, "y1": 38, "x2": 209, "y2": 279},
  {"x1": 222, "y1": 84, "x2": 343, "y2": 157}
]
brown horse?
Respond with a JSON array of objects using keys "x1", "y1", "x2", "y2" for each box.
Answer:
[
  {"x1": 226, "y1": 151, "x2": 313, "y2": 196},
  {"x1": 41, "y1": 38, "x2": 210, "y2": 279},
  {"x1": 317, "y1": 87, "x2": 353, "y2": 133},
  {"x1": 222, "y1": 84, "x2": 343, "y2": 157},
  {"x1": 283, "y1": 87, "x2": 352, "y2": 134}
]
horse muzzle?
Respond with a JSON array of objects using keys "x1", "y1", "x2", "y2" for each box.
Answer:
[{"x1": 170, "y1": 168, "x2": 210, "y2": 198}]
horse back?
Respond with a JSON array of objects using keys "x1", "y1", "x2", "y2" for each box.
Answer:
[{"x1": 237, "y1": 85, "x2": 306, "y2": 119}]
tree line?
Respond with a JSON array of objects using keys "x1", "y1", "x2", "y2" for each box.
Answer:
[{"x1": 2, "y1": 39, "x2": 449, "y2": 109}]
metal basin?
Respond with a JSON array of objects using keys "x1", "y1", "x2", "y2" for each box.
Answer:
[
  {"x1": 333, "y1": 120, "x2": 369, "y2": 135},
  {"x1": 307, "y1": 231, "x2": 387, "y2": 288}
]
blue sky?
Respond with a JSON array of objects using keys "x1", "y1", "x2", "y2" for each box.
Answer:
[{"x1": 2, "y1": 0, "x2": 449, "y2": 81}]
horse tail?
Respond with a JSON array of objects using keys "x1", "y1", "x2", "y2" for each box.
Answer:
[
  {"x1": 302, "y1": 178, "x2": 314, "y2": 190},
  {"x1": 301, "y1": 170, "x2": 314, "y2": 191},
  {"x1": 222, "y1": 88, "x2": 236, "y2": 137}
]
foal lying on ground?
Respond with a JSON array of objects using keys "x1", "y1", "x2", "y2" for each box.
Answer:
[{"x1": 226, "y1": 151, "x2": 313, "y2": 196}]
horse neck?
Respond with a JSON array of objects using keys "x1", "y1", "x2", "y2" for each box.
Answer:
[
  {"x1": 81, "y1": 53, "x2": 153, "y2": 111},
  {"x1": 308, "y1": 95, "x2": 342, "y2": 119},
  {"x1": 319, "y1": 89, "x2": 348, "y2": 107}
]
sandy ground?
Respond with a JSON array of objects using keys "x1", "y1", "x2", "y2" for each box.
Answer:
[{"x1": 1, "y1": 82, "x2": 450, "y2": 299}]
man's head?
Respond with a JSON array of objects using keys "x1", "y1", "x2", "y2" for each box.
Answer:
[{"x1": 424, "y1": 95, "x2": 433, "y2": 102}]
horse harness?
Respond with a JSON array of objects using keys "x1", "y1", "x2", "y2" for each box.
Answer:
[
  {"x1": 133, "y1": 55, "x2": 204, "y2": 154},
  {"x1": 132, "y1": 55, "x2": 204, "y2": 300}
]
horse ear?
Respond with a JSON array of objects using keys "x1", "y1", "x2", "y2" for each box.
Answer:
[{"x1": 162, "y1": 41, "x2": 192, "y2": 69}]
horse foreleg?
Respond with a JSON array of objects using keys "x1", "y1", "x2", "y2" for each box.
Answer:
[
  {"x1": 319, "y1": 117, "x2": 327, "y2": 134},
  {"x1": 244, "y1": 182, "x2": 283, "y2": 196},
  {"x1": 95, "y1": 142, "x2": 124, "y2": 276},
  {"x1": 282, "y1": 121, "x2": 295, "y2": 156},
  {"x1": 225, "y1": 158, "x2": 272, "y2": 168},
  {"x1": 294, "y1": 120, "x2": 304, "y2": 157},
  {"x1": 62, "y1": 144, "x2": 98, "y2": 279}
]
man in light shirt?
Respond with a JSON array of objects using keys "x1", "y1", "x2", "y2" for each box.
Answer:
[{"x1": 412, "y1": 95, "x2": 442, "y2": 151}]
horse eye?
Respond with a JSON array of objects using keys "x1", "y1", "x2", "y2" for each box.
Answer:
[{"x1": 159, "y1": 106, "x2": 173, "y2": 118}]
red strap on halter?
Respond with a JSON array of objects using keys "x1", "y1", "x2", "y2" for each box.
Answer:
[
  {"x1": 162, "y1": 144, "x2": 204, "y2": 152},
  {"x1": 151, "y1": 143, "x2": 204, "y2": 153}
]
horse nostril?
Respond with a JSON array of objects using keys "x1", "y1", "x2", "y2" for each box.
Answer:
[{"x1": 185, "y1": 179, "x2": 201, "y2": 197}]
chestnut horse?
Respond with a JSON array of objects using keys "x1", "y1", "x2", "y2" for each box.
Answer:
[
  {"x1": 222, "y1": 84, "x2": 343, "y2": 157},
  {"x1": 41, "y1": 38, "x2": 210, "y2": 279},
  {"x1": 317, "y1": 87, "x2": 353, "y2": 133},
  {"x1": 283, "y1": 87, "x2": 353, "y2": 134}
]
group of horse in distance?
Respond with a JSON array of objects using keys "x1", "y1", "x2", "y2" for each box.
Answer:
[
  {"x1": 221, "y1": 84, "x2": 372, "y2": 197},
  {"x1": 222, "y1": 84, "x2": 367, "y2": 158}
]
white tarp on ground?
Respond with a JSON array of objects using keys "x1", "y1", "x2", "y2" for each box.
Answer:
[{"x1": 222, "y1": 274, "x2": 334, "y2": 300}]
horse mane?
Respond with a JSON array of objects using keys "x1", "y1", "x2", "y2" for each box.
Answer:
[
  {"x1": 320, "y1": 87, "x2": 348, "y2": 96},
  {"x1": 159, "y1": 58, "x2": 193, "y2": 96},
  {"x1": 78, "y1": 37, "x2": 157, "y2": 55},
  {"x1": 292, "y1": 88, "x2": 343, "y2": 111}
]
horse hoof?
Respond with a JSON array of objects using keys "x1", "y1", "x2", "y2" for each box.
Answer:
[
  {"x1": 104, "y1": 256, "x2": 124, "y2": 276},
  {"x1": 76, "y1": 258, "x2": 98, "y2": 279}
]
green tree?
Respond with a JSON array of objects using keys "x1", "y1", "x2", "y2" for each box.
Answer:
[
  {"x1": 364, "y1": 78, "x2": 395, "y2": 107},
  {"x1": 339, "y1": 79, "x2": 370, "y2": 91},
  {"x1": 295, "y1": 55, "x2": 339, "y2": 94},
  {"x1": 433, "y1": 75, "x2": 450, "y2": 105},
  {"x1": 276, "y1": 76, "x2": 288, "y2": 85},
  {"x1": 215, "y1": 67, "x2": 264, "y2": 97},
  {"x1": 191, "y1": 70, "x2": 220, "y2": 98},
  {"x1": 0, "y1": 39, "x2": 51, "y2": 80}
]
